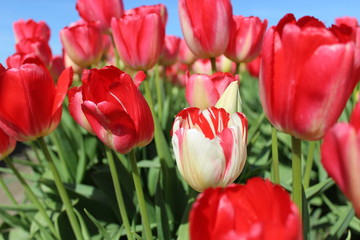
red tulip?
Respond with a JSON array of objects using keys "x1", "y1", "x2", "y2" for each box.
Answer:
[
  {"x1": 185, "y1": 72, "x2": 238, "y2": 109},
  {"x1": 178, "y1": 0, "x2": 233, "y2": 58},
  {"x1": 225, "y1": 16, "x2": 268, "y2": 63},
  {"x1": 190, "y1": 177, "x2": 302, "y2": 240},
  {"x1": 15, "y1": 38, "x2": 52, "y2": 67},
  {"x1": 171, "y1": 107, "x2": 247, "y2": 192},
  {"x1": 80, "y1": 66, "x2": 154, "y2": 154},
  {"x1": 0, "y1": 57, "x2": 73, "y2": 141},
  {"x1": 6, "y1": 52, "x2": 36, "y2": 68},
  {"x1": 124, "y1": 4, "x2": 168, "y2": 26},
  {"x1": 60, "y1": 22, "x2": 104, "y2": 68},
  {"x1": 76, "y1": 0, "x2": 124, "y2": 32},
  {"x1": 0, "y1": 127, "x2": 16, "y2": 160},
  {"x1": 13, "y1": 19, "x2": 50, "y2": 43},
  {"x1": 49, "y1": 55, "x2": 65, "y2": 80},
  {"x1": 159, "y1": 35, "x2": 181, "y2": 66},
  {"x1": 259, "y1": 14, "x2": 360, "y2": 141},
  {"x1": 321, "y1": 101, "x2": 360, "y2": 217},
  {"x1": 111, "y1": 12, "x2": 165, "y2": 70},
  {"x1": 247, "y1": 54, "x2": 261, "y2": 78}
]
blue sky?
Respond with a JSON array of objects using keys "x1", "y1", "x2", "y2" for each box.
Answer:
[{"x1": 1, "y1": 0, "x2": 360, "y2": 64}]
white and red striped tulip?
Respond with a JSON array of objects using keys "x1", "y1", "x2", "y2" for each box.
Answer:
[
  {"x1": 185, "y1": 72, "x2": 238, "y2": 110},
  {"x1": 171, "y1": 107, "x2": 248, "y2": 192}
]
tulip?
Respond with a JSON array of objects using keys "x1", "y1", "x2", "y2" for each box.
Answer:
[
  {"x1": 246, "y1": 54, "x2": 261, "y2": 78},
  {"x1": 0, "y1": 57, "x2": 73, "y2": 141},
  {"x1": 124, "y1": 4, "x2": 168, "y2": 26},
  {"x1": 111, "y1": 12, "x2": 165, "y2": 71},
  {"x1": 215, "y1": 81, "x2": 242, "y2": 114},
  {"x1": 185, "y1": 72, "x2": 238, "y2": 109},
  {"x1": 49, "y1": 55, "x2": 65, "y2": 80},
  {"x1": 6, "y1": 52, "x2": 36, "y2": 68},
  {"x1": 164, "y1": 62, "x2": 188, "y2": 87},
  {"x1": 159, "y1": 35, "x2": 181, "y2": 66},
  {"x1": 60, "y1": 21, "x2": 104, "y2": 68},
  {"x1": 171, "y1": 106, "x2": 247, "y2": 192},
  {"x1": 190, "y1": 177, "x2": 302, "y2": 240},
  {"x1": 321, "y1": 101, "x2": 360, "y2": 217},
  {"x1": 13, "y1": 19, "x2": 50, "y2": 43},
  {"x1": 0, "y1": 127, "x2": 16, "y2": 160},
  {"x1": 178, "y1": 0, "x2": 233, "y2": 58},
  {"x1": 15, "y1": 38, "x2": 52, "y2": 67},
  {"x1": 80, "y1": 66, "x2": 154, "y2": 154},
  {"x1": 76, "y1": 0, "x2": 124, "y2": 32},
  {"x1": 178, "y1": 38, "x2": 197, "y2": 65},
  {"x1": 68, "y1": 86, "x2": 95, "y2": 134},
  {"x1": 259, "y1": 14, "x2": 360, "y2": 141},
  {"x1": 225, "y1": 16, "x2": 268, "y2": 63},
  {"x1": 192, "y1": 55, "x2": 236, "y2": 75}
]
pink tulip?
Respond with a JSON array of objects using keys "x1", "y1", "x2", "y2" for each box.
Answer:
[
  {"x1": 171, "y1": 106, "x2": 247, "y2": 192},
  {"x1": 185, "y1": 72, "x2": 238, "y2": 110},
  {"x1": 178, "y1": 0, "x2": 233, "y2": 58},
  {"x1": 111, "y1": 12, "x2": 165, "y2": 70},
  {"x1": 76, "y1": 0, "x2": 124, "y2": 32},
  {"x1": 178, "y1": 38, "x2": 197, "y2": 65},
  {"x1": 159, "y1": 35, "x2": 181, "y2": 66},
  {"x1": 13, "y1": 19, "x2": 50, "y2": 43},
  {"x1": 321, "y1": 102, "x2": 360, "y2": 217},
  {"x1": 259, "y1": 14, "x2": 360, "y2": 141},
  {"x1": 124, "y1": 4, "x2": 168, "y2": 26},
  {"x1": 192, "y1": 55, "x2": 236, "y2": 75},
  {"x1": 225, "y1": 16, "x2": 268, "y2": 63},
  {"x1": 68, "y1": 86, "x2": 95, "y2": 135},
  {"x1": 60, "y1": 22, "x2": 104, "y2": 68}
]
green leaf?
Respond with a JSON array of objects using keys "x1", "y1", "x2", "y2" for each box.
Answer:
[
  {"x1": 305, "y1": 178, "x2": 334, "y2": 199},
  {"x1": 0, "y1": 204, "x2": 37, "y2": 212},
  {"x1": 155, "y1": 180, "x2": 171, "y2": 240},
  {"x1": 329, "y1": 204, "x2": 354, "y2": 239},
  {"x1": 84, "y1": 209, "x2": 111, "y2": 240}
]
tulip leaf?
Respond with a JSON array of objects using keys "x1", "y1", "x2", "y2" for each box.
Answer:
[
  {"x1": 305, "y1": 178, "x2": 334, "y2": 199},
  {"x1": 84, "y1": 208, "x2": 111, "y2": 240},
  {"x1": 155, "y1": 179, "x2": 171, "y2": 240},
  {"x1": 329, "y1": 204, "x2": 354, "y2": 239}
]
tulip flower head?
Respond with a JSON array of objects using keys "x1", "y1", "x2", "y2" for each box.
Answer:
[
  {"x1": 76, "y1": 0, "x2": 124, "y2": 32},
  {"x1": 185, "y1": 72, "x2": 238, "y2": 110},
  {"x1": 225, "y1": 15, "x2": 268, "y2": 63},
  {"x1": 171, "y1": 106, "x2": 248, "y2": 192},
  {"x1": 178, "y1": 0, "x2": 233, "y2": 58},
  {"x1": 190, "y1": 177, "x2": 302, "y2": 240},
  {"x1": 80, "y1": 66, "x2": 154, "y2": 154},
  {"x1": 13, "y1": 19, "x2": 50, "y2": 43},
  {"x1": 0, "y1": 57, "x2": 73, "y2": 141},
  {"x1": 321, "y1": 101, "x2": 360, "y2": 217},
  {"x1": 259, "y1": 14, "x2": 360, "y2": 141},
  {"x1": 0, "y1": 127, "x2": 16, "y2": 160},
  {"x1": 60, "y1": 21, "x2": 104, "y2": 68},
  {"x1": 111, "y1": 10, "x2": 165, "y2": 71}
]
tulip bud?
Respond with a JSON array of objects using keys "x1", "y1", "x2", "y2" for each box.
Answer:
[
  {"x1": 215, "y1": 80, "x2": 242, "y2": 113},
  {"x1": 185, "y1": 72, "x2": 237, "y2": 109}
]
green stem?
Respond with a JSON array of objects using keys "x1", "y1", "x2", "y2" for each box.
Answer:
[
  {"x1": 0, "y1": 174, "x2": 17, "y2": 205},
  {"x1": 143, "y1": 76, "x2": 155, "y2": 114},
  {"x1": 3, "y1": 157, "x2": 60, "y2": 239},
  {"x1": 291, "y1": 136, "x2": 302, "y2": 217},
  {"x1": 38, "y1": 137, "x2": 84, "y2": 240},
  {"x1": 110, "y1": 34, "x2": 121, "y2": 69},
  {"x1": 129, "y1": 150, "x2": 152, "y2": 240},
  {"x1": 235, "y1": 62, "x2": 240, "y2": 75},
  {"x1": 210, "y1": 57, "x2": 217, "y2": 74},
  {"x1": 154, "y1": 65, "x2": 163, "y2": 121},
  {"x1": 105, "y1": 147, "x2": 134, "y2": 240},
  {"x1": 304, "y1": 141, "x2": 316, "y2": 189},
  {"x1": 271, "y1": 127, "x2": 280, "y2": 184}
]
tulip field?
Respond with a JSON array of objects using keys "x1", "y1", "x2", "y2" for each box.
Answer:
[{"x1": 1, "y1": 0, "x2": 360, "y2": 239}]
